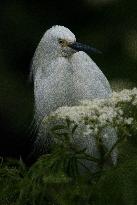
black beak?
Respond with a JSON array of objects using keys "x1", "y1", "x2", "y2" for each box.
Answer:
[{"x1": 69, "y1": 42, "x2": 102, "y2": 54}]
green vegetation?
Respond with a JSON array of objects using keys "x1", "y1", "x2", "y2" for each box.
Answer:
[
  {"x1": 1, "y1": 136, "x2": 137, "y2": 205},
  {"x1": 1, "y1": 88, "x2": 137, "y2": 205}
]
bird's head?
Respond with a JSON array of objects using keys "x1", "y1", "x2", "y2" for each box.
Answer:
[{"x1": 42, "y1": 25, "x2": 101, "y2": 58}]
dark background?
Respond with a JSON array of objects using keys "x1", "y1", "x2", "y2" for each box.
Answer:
[{"x1": 0, "y1": 0, "x2": 137, "y2": 159}]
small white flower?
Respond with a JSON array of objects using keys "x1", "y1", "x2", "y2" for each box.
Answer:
[
  {"x1": 124, "y1": 117, "x2": 133, "y2": 125},
  {"x1": 83, "y1": 125, "x2": 93, "y2": 136},
  {"x1": 94, "y1": 127, "x2": 99, "y2": 135},
  {"x1": 132, "y1": 99, "x2": 137, "y2": 106},
  {"x1": 118, "y1": 109, "x2": 124, "y2": 115}
]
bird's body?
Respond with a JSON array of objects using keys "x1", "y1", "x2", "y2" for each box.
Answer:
[{"x1": 31, "y1": 25, "x2": 117, "y2": 164}]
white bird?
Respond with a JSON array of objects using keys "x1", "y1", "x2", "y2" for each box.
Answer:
[{"x1": 31, "y1": 25, "x2": 117, "y2": 164}]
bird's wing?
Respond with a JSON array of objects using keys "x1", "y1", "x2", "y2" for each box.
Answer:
[{"x1": 71, "y1": 51, "x2": 112, "y2": 97}]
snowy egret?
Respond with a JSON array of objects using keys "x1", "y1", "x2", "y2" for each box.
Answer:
[
  {"x1": 30, "y1": 25, "x2": 117, "y2": 163},
  {"x1": 31, "y1": 25, "x2": 112, "y2": 120}
]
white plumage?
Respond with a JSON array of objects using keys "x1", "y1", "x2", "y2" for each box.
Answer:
[
  {"x1": 31, "y1": 25, "x2": 117, "y2": 164},
  {"x1": 32, "y1": 26, "x2": 112, "y2": 120}
]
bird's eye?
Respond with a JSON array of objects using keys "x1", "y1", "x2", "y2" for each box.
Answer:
[{"x1": 58, "y1": 39, "x2": 64, "y2": 44}]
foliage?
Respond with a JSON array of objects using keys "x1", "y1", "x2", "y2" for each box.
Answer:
[
  {"x1": 0, "y1": 158, "x2": 26, "y2": 205},
  {"x1": 1, "y1": 88, "x2": 137, "y2": 205}
]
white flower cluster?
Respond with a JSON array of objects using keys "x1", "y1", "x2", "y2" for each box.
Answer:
[
  {"x1": 50, "y1": 88, "x2": 137, "y2": 135},
  {"x1": 112, "y1": 88, "x2": 137, "y2": 104}
]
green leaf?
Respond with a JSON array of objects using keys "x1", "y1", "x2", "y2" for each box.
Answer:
[
  {"x1": 72, "y1": 124, "x2": 78, "y2": 135},
  {"x1": 50, "y1": 124, "x2": 66, "y2": 132}
]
